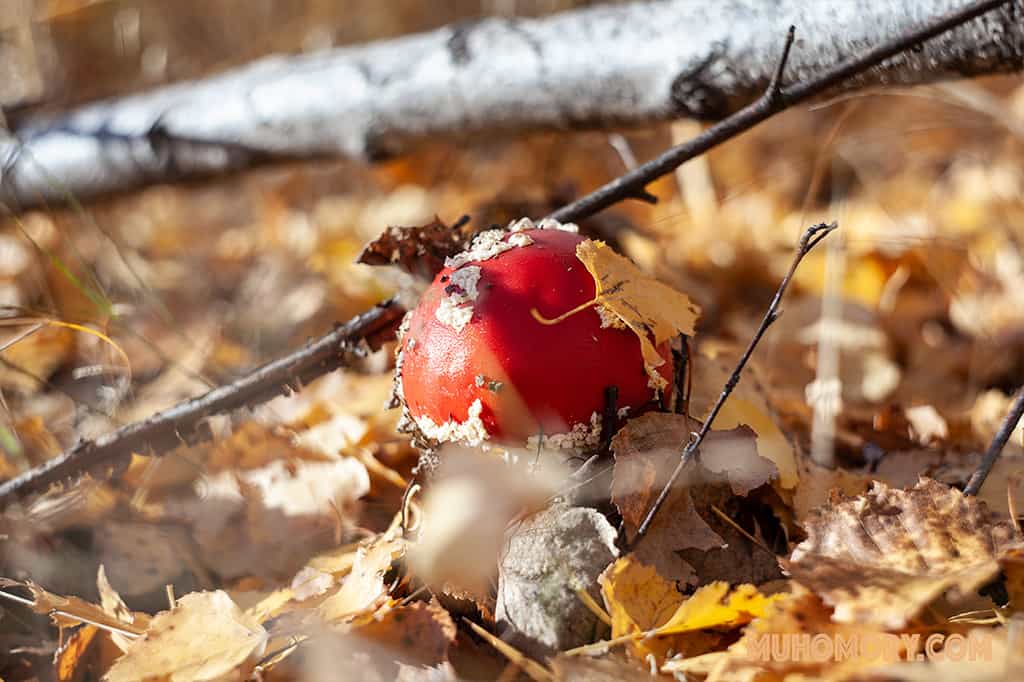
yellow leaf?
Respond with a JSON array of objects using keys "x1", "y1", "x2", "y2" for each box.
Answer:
[
  {"x1": 656, "y1": 582, "x2": 781, "y2": 635},
  {"x1": 577, "y1": 240, "x2": 700, "y2": 389},
  {"x1": 532, "y1": 240, "x2": 701, "y2": 390},
  {"x1": 598, "y1": 557, "x2": 781, "y2": 664},
  {"x1": 104, "y1": 591, "x2": 267, "y2": 682},
  {"x1": 600, "y1": 556, "x2": 683, "y2": 639}
]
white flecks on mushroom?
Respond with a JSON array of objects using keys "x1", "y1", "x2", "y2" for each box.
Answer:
[
  {"x1": 535, "y1": 217, "x2": 579, "y2": 233},
  {"x1": 414, "y1": 398, "x2": 490, "y2": 446},
  {"x1": 389, "y1": 311, "x2": 415, "y2": 409},
  {"x1": 526, "y1": 411, "x2": 603, "y2": 452},
  {"x1": 509, "y1": 217, "x2": 579, "y2": 233},
  {"x1": 434, "y1": 265, "x2": 482, "y2": 332},
  {"x1": 506, "y1": 232, "x2": 534, "y2": 248},
  {"x1": 645, "y1": 364, "x2": 668, "y2": 392},
  {"x1": 444, "y1": 230, "x2": 515, "y2": 269},
  {"x1": 444, "y1": 218, "x2": 557, "y2": 270}
]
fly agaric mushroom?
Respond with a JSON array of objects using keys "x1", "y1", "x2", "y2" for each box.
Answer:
[{"x1": 394, "y1": 218, "x2": 675, "y2": 451}]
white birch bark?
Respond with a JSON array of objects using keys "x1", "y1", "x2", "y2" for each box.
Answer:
[{"x1": 1, "y1": 0, "x2": 1020, "y2": 208}]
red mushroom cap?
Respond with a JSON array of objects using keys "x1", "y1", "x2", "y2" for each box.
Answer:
[{"x1": 397, "y1": 223, "x2": 672, "y2": 449}]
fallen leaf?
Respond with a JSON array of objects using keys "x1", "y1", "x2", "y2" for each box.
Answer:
[
  {"x1": 0, "y1": 578, "x2": 144, "y2": 635},
  {"x1": 355, "y1": 600, "x2": 457, "y2": 668},
  {"x1": 787, "y1": 478, "x2": 1023, "y2": 627},
  {"x1": 571, "y1": 239, "x2": 700, "y2": 389},
  {"x1": 689, "y1": 354, "x2": 799, "y2": 490},
  {"x1": 96, "y1": 565, "x2": 147, "y2": 653},
  {"x1": 104, "y1": 591, "x2": 267, "y2": 682},
  {"x1": 667, "y1": 586, "x2": 886, "y2": 682},
  {"x1": 318, "y1": 535, "x2": 405, "y2": 624},
  {"x1": 0, "y1": 324, "x2": 75, "y2": 393},
  {"x1": 999, "y1": 547, "x2": 1024, "y2": 613},
  {"x1": 656, "y1": 582, "x2": 780, "y2": 635},
  {"x1": 598, "y1": 556, "x2": 777, "y2": 663},
  {"x1": 358, "y1": 217, "x2": 472, "y2": 281},
  {"x1": 610, "y1": 413, "x2": 782, "y2": 586}
]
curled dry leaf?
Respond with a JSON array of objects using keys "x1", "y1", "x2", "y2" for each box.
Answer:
[
  {"x1": 357, "y1": 217, "x2": 472, "y2": 281},
  {"x1": 573, "y1": 239, "x2": 700, "y2": 390},
  {"x1": 318, "y1": 534, "x2": 405, "y2": 624},
  {"x1": 104, "y1": 591, "x2": 268, "y2": 682},
  {"x1": 787, "y1": 478, "x2": 1023, "y2": 628},
  {"x1": 0, "y1": 577, "x2": 144, "y2": 635}
]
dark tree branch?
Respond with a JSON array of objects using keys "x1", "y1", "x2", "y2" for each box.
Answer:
[
  {"x1": 964, "y1": 387, "x2": 1024, "y2": 496},
  {"x1": 629, "y1": 222, "x2": 838, "y2": 549},
  {"x1": 548, "y1": 0, "x2": 1015, "y2": 224},
  {"x1": 0, "y1": 299, "x2": 406, "y2": 508}
]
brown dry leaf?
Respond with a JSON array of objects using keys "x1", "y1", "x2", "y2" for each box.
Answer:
[
  {"x1": 574, "y1": 239, "x2": 700, "y2": 389},
  {"x1": 96, "y1": 565, "x2": 149, "y2": 653},
  {"x1": 56, "y1": 626, "x2": 98, "y2": 682},
  {"x1": 354, "y1": 600, "x2": 457, "y2": 668},
  {"x1": 105, "y1": 590, "x2": 268, "y2": 682},
  {"x1": 0, "y1": 578, "x2": 144, "y2": 635},
  {"x1": 0, "y1": 324, "x2": 75, "y2": 393},
  {"x1": 611, "y1": 413, "x2": 782, "y2": 586},
  {"x1": 317, "y1": 534, "x2": 405, "y2": 624},
  {"x1": 688, "y1": 353, "x2": 798, "y2": 490},
  {"x1": 357, "y1": 217, "x2": 471, "y2": 281},
  {"x1": 999, "y1": 546, "x2": 1024, "y2": 612},
  {"x1": 788, "y1": 478, "x2": 1023, "y2": 628}
]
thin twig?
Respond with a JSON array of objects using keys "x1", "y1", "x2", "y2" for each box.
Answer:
[
  {"x1": 598, "y1": 385, "x2": 619, "y2": 453},
  {"x1": 549, "y1": 0, "x2": 1012, "y2": 223},
  {"x1": 0, "y1": 298, "x2": 405, "y2": 508},
  {"x1": 964, "y1": 386, "x2": 1024, "y2": 495},
  {"x1": 628, "y1": 222, "x2": 838, "y2": 549},
  {"x1": 671, "y1": 336, "x2": 691, "y2": 415}
]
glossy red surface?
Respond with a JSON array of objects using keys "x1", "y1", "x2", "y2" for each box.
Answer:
[{"x1": 399, "y1": 229, "x2": 671, "y2": 443}]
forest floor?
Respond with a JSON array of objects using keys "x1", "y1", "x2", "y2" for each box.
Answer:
[{"x1": 1, "y1": 65, "x2": 1024, "y2": 680}]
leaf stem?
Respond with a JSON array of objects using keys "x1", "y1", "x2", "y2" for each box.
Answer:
[{"x1": 530, "y1": 297, "x2": 599, "y2": 325}]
